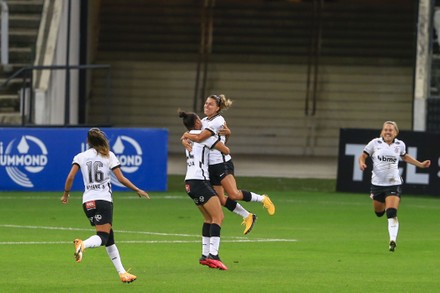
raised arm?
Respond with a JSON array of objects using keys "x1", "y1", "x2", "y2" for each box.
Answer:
[
  {"x1": 181, "y1": 129, "x2": 213, "y2": 143},
  {"x1": 402, "y1": 154, "x2": 431, "y2": 169}
]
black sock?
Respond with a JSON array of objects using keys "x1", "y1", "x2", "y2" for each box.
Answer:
[
  {"x1": 225, "y1": 197, "x2": 238, "y2": 211},
  {"x1": 242, "y1": 190, "x2": 252, "y2": 202}
]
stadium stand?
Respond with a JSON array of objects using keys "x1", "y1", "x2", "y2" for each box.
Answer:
[
  {"x1": 0, "y1": 0, "x2": 43, "y2": 124},
  {"x1": 89, "y1": 0, "x2": 415, "y2": 157}
]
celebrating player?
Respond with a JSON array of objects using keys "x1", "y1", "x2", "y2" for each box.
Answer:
[
  {"x1": 181, "y1": 94, "x2": 275, "y2": 235},
  {"x1": 179, "y1": 111, "x2": 229, "y2": 270},
  {"x1": 60, "y1": 128, "x2": 150, "y2": 283},
  {"x1": 358, "y1": 121, "x2": 430, "y2": 252}
]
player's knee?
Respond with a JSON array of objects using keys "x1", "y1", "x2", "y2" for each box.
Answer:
[
  {"x1": 212, "y1": 213, "x2": 224, "y2": 225},
  {"x1": 227, "y1": 190, "x2": 241, "y2": 201},
  {"x1": 375, "y1": 210, "x2": 385, "y2": 217},
  {"x1": 97, "y1": 231, "x2": 109, "y2": 246},
  {"x1": 386, "y1": 208, "x2": 397, "y2": 219},
  {"x1": 217, "y1": 212, "x2": 224, "y2": 224}
]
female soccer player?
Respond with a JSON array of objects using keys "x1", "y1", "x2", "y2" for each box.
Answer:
[
  {"x1": 60, "y1": 128, "x2": 150, "y2": 283},
  {"x1": 358, "y1": 121, "x2": 430, "y2": 251},
  {"x1": 181, "y1": 94, "x2": 275, "y2": 235},
  {"x1": 179, "y1": 111, "x2": 229, "y2": 270}
]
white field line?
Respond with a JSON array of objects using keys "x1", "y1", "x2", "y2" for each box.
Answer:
[
  {"x1": 0, "y1": 239, "x2": 296, "y2": 245},
  {"x1": 0, "y1": 195, "x2": 186, "y2": 200},
  {"x1": 1, "y1": 195, "x2": 438, "y2": 210},
  {"x1": 0, "y1": 224, "x2": 297, "y2": 245}
]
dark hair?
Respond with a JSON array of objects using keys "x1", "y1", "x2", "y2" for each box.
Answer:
[
  {"x1": 178, "y1": 111, "x2": 199, "y2": 131},
  {"x1": 87, "y1": 128, "x2": 110, "y2": 157}
]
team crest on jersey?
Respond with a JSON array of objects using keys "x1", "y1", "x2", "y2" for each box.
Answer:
[{"x1": 94, "y1": 214, "x2": 102, "y2": 222}]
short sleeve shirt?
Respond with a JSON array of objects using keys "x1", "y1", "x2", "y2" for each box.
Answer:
[
  {"x1": 185, "y1": 130, "x2": 221, "y2": 180},
  {"x1": 72, "y1": 148, "x2": 121, "y2": 203},
  {"x1": 201, "y1": 114, "x2": 232, "y2": 165},
  {"x1": 363, "y1": 137, "x2": 406, "y2": 186}
]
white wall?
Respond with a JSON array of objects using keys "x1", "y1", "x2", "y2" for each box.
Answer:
[{"x1": 34, "y1": 0, "x2": 80, "y2": 125}]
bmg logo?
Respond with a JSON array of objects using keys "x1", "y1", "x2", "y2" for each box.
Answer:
[
  {"x1": 0, "y1": 136, "x2": 48, "y2": 187},
  {"x1": 345, "y1": 144, "x2": 429, "y2": 184}
]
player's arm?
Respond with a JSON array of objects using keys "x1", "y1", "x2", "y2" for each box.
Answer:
[
  {"x1": 61, "y1": 164, "x2": 79, "y2": 204},
  {"x1": 358, "y1": 152, "x2": 369, "y2": 171},
  {"x1": 181, "y1": 137, "x2": 192, "y2": 152},
  {"x1": 212, "y1": 140, "x2": 230, "y2": 155},
  {"x1": 112, "y1": 167, "x2": 150, "y2": 199},
  {"x1": 402, "y1": 154, "x2": 431, "y2": 168},
  {"x1": 181, "y1": 129, "x2": 213, "y2": 143},
  {"x1": 218, "y1": 122, "x2": 231, "y2": 143}
]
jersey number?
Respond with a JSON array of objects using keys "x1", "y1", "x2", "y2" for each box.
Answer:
[{"x1": 86, "y1": 161, "x2": 105, "y2": 183}]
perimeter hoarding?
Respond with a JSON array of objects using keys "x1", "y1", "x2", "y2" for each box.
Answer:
[
  {"x1": 0, "y1": 128, "x2": 168, "y2": 191},
  {"x1": 337, "y1": 128, "x2": 439, "y2": 196}
]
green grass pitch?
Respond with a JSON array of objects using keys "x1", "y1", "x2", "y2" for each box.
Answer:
[{"x1": 0, "y1": 176, "x2": 439, "y2": 292}]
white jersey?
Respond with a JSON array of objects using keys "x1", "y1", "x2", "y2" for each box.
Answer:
[
  {"x1": 363, "y1": 137, "x2": 406, "y2": 186},
  {"x1": 72, "y1": 148, "x2": 121, "y2": 203},
  {"x1": 201, "y1": 114, "x2": 232, "y2": 165},
  {"x1": 185, "y1": 130, "x2": 221, "y2": 180}
]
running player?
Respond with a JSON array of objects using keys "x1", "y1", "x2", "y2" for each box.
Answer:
[
  {"x1": 60, "y1": 128, "x2": 150, "y2": 283},
  {"x1": 358, "y1": 121, "x2": 430, "y2": 251}
]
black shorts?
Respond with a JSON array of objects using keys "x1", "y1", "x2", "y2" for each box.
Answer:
[
  {"x1": 370, "y1": 185, "x2": 402, "y2": 203},
  {"x1": 185, "y1": 180, "x2": 217, "y2": 206},
  {"x1": 208, "y1": 160, "x2": 235, "y2": 186},
  {"x1": 82, "y1": 200, "x2": 113, "y2": 226}
]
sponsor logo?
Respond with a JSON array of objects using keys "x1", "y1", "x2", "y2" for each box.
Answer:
[
  {"x1": 345, "y1": 143, "x2": 430, "y2": 185},
  {"x1": 85, "y1": 201, "x2": 96, "y2": 210},
  {"x1": 109, "y1": 135, "x2": 143, "y2": 187},
  {"x1": 0, "y1": 136, "x2": 48, "y2": 188},
  {"x1": 377, "y1": 155, "x2": 397, "y2": 163}
]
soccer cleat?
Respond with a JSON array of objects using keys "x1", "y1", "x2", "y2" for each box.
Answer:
[
  {"x1": 389, "y1": 240, "x2": 397, "y2": 252},
  {"x1": 242, "y1": 213, "x2": 257, "y2": 235},
  {"x1": 119, "y1": 272, "x2": 137, "y2": 283},
  {"x1": 199, "y1": 255, "x2": 214, "y2": 268},
  {"x1": 262, "y1": 195, "x2": 275, "y2": 215},
  {"x1": 206, "y1": 254, "x2": 228, "y2": 270},
  {"x1": 73, "y1": 239, "x2": 84, "y2": 263}
]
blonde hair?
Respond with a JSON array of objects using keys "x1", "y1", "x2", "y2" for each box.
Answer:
[
  {"x1": 87, "y1": 128, "x2": 110, "y2": 157},
  {"x1": 208, "y1": 94, "x2": 233, "y2": 112},
  {"x1": 381, "y1": 121, "x2": 399, "y2": 135}
]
